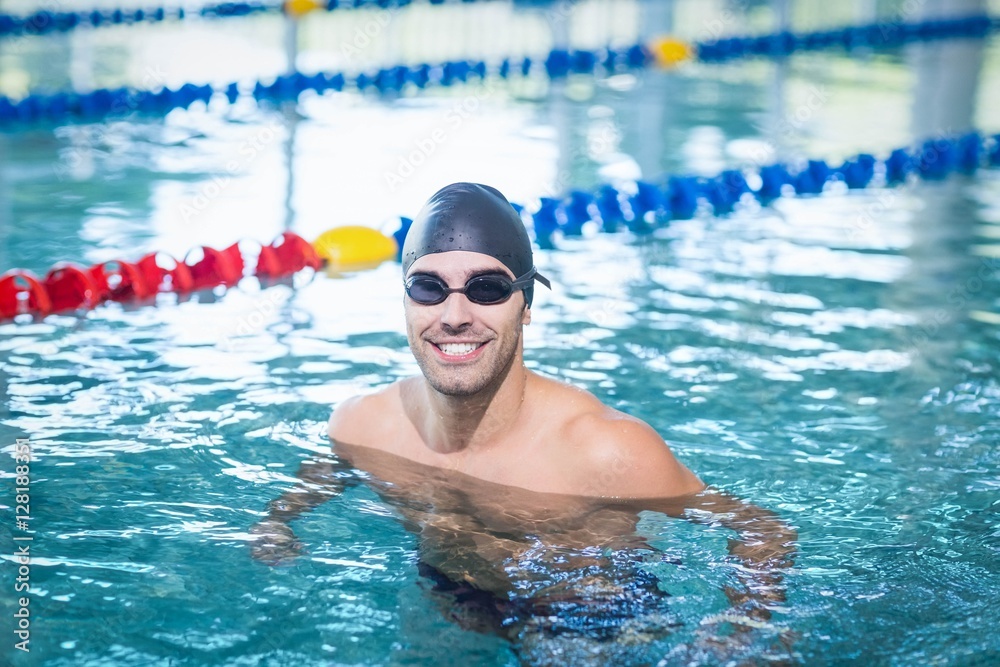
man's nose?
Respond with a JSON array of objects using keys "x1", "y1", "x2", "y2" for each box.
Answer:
[{"x1": 439, "y1": 292, "x2": 474, "y2": 330}]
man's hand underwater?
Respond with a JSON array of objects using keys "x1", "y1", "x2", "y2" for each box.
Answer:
[{"x1": 249, "y1": 519, "x2": 305, "y2": 566}]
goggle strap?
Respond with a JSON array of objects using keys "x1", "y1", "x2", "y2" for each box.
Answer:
[{"x1": 511, "y1": 267, "x2": 552, "y2": 290}]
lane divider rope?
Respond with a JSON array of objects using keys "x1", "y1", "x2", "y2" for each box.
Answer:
[
  {"x1": 0, "y1": 14, "x2": 995, "y2": 127},
  {"x1": 0, "y1": 1, "x2": 431, "y2": 38},
  {"x1": 3, "y1": 130, "x2": 997, "y2": 322}
]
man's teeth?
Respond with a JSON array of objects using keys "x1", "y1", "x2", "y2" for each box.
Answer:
[{"x1": 438, "y1": 342, "x2": 481, "y2": 356}]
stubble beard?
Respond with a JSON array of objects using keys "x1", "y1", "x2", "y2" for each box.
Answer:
[{"x1": 408, "y1": 327, "x2": 521, "y2": 398}]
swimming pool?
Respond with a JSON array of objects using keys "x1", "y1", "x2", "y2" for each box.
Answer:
[{"x1": 3, "y1": 1, "x2": 1000, "y2": 665}]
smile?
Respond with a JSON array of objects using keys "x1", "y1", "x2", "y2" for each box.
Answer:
[{"x1": 433, "y1": 342, "x2": 486, "y2": 359}]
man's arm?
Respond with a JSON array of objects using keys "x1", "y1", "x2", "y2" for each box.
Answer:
[
  {"x1": 577, "y1": 414, "x2": 797, "y2": 622},
  {"x1": 250, "y1": 394, "x2": 380, "y2": 564},
  {"x1": 644, "y1": 488, "x2": 799, "y2": 663},
  {"x1": 249, "y1": 452, "x2": 359, "y2": 565},
  {"x1": 659, "y1": 488, "x2": 797, "y2": 620}
]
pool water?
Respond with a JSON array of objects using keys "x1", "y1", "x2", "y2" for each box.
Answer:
[{"x1": 3, "y1": 2, "x2": 1000, "y2": 665}]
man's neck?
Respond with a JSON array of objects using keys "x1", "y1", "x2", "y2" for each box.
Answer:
[{"x1": 420, "y1": 360, "x2": 529, "y2": 455}]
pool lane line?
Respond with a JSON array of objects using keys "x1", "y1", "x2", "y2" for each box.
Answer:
[
  {"x1": 0, "y1": 13, "x2": 997, "y2": 127},
  {"x1": 2, "y1": 128, "x2": 999, "y2": 323}
]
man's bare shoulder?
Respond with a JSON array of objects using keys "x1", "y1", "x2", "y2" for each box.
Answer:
[
  {"x1": 327, "y1": 379, "x2": 413, "y2": 448},
  {"x1": 532, "y1": 375, "x2": 704, "y2": 499},
  {"x1": 564, "y1": 408, "x2": 704, "y2": 498}
]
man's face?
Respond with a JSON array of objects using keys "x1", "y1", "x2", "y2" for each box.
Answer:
[{"x1": 404, "y1": 250, "x2": 531, "y2": 397}]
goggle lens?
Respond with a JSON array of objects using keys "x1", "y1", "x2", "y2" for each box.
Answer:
[
  {"x1": 405, "y1": 275, "x2": 516, "y2": 305},
  {"x1": 465, "y1": 277, "x2": 513, "y2": 304}
]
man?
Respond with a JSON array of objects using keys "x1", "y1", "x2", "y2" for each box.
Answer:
[
  {"x1": 252, "y1": 183, "x2": 796, "y2": 664},
  {"x1": 329, "y1": 182, "x2": 704, "y2": 498}
]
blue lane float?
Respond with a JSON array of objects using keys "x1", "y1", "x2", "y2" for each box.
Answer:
[
  {"x1": 0, "y1": 7, "x2": 179, "y2": 36},
  {"x1": 484, "y1": 131, "x2": 1000, "y2": 248},
  {"x1": 1, "y1": 13, "x2": 997, "y2": 126},
  {"x1": 0, "y1": 19, "x2": 987, "y2": 128},
  {"x1": 0, "y1": 1, "x2": 491, "y2": 38},
  {"x1": 0, "y1": 45, "x2": 652, "y2": 126},
  {"x1": 3, "y1": 1, "x2": 996, "y2": 60},
  {"x1": 695, "y1": 14, "x2": 998, "y2": 62},
  {"x1": 0, "y1": 3, "x2": 282, "y2": 38},
  {"x1": 353, "y1": 133, "x2": 1000, "y2": 250}
]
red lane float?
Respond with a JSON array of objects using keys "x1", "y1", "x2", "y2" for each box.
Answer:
[
  {"x1": 137, "y1": 252, "x2": 194, "y2": 294},
  {"x1": 88, "y1": 260, "x2": 152, "y2": 301},
  {"x1": 44, "y1": 264, "x2": 102, "y2": 313},
  {"x1": 257, "y1": 232, "x2": 322, "y2": 278},
  {"x1": 0, "y1": 232, "x2": 319, "y2": 321},
  {"x1": 186, "y1": 242, "x2": 244, "y2": 291},
  {"x1": 0, "y1": 270, "x2": 52, "y2": 318}
]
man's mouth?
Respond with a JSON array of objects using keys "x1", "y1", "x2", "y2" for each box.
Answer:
[{"x1": 433, "y1": 342, "x2": 486, "y2": 358}]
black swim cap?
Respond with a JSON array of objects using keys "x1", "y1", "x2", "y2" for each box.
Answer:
[{"x1": 402, "y1": 182, "x2": 551, "y2": 306}]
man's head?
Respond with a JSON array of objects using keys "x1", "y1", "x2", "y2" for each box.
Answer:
[
  {"x1": 401, "y1": 182, "x2": 549, "y2": 307},
  {"x1": 401, "y1": 183, "x2": 550, "y2": 397}
]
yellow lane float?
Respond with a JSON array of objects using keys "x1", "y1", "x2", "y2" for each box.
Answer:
[
  {"x1": 649, "y1": 37, "x2": 694, "y2": 67},
  {"x1": 313, "y1": 226, "x2": 398, "y2": 273},
  {"x1": 283, "y1": 0, "x2": 325, "y2": 19}
]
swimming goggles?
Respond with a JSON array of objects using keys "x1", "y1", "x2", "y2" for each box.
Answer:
[{"x1": 405, "y1": 268, "x2": 546, "y2": 305}]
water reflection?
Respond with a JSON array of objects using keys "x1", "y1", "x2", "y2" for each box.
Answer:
[
  {"x1": 910, "y1": 0, "x2": 986, "y2": 137},
  {"x1": 251, "y1": 447, "x2": 797, "y2": 666}
]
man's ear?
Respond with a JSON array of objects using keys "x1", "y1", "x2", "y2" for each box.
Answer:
[{"x1": 522, "y1": 304, "x2": 531, "y2": 325}]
